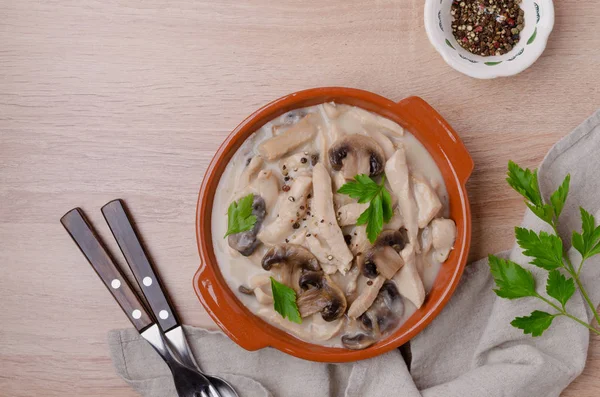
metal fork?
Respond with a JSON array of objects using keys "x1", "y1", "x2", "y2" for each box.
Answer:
[
  {"x1": 61, "y1": 207, "x2": 235, "y2": 397},
  {"x1": 100, "y1": 199, "x2": 237, "y2": 397}
]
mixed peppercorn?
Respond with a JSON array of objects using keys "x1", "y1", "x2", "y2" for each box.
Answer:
[{"x1": 451, "y1": 0, "x2": 525, "y2": 57}]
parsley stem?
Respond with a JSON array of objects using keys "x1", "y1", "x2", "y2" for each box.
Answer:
[
  {"x1": 576, "y1": 258, "x2": 585, "y2": 277},
  {"x1": 536, "y1": 294, "x2": 600, "y2": 335},
  {"x1": 553, "y1": 219, "x2": 600, "y2": 326},
  {"x1": 562, "y1": 254, "x2": 600, "y2": 326}
]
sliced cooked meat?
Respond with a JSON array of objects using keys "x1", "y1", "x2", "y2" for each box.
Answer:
[
  {"x1": 337, "y1": 202, "x2": 369, "y2": 226},
  {"x1": 258, "y1": 114, "x2": 317, "y2": 160},
  {"x1": 258, "y1": 175, "x2": 312, "y2": 245},
  {"x1": 364, "y1": 128, "x2": 396, "y2": 159},
  {"x1": 307, "y1": 163, "x2": 354, "y2": 275},
  {"x1": 251, "y1": 170, "x2": 280, "y2": 209},
  {"x1": 347, "y1": 275, "x2": 385, "y2": 318},
  {"x1": 237, "y1": 156, "x2": 264, "y2": 189},
  {"x1": 385, "y1": 146, "x2": 419, "y2": 251},
  {"x1": 413, "y1": 177, "x2": 442, "y2": 228},
  {"x1": 431, "y1": 218, "x2": 457, "y2": 262},
  {"x1": 392, "y1": 243, "x2": 425, "y2": 309}
]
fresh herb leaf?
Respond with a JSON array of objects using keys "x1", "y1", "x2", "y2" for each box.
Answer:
[
  {"x1": 526, "y1": 202, "x2": 554, "y2": 225},
  {"x1": 488, "y1": 255, "x2": 537, "y2": 299},
  {"x1": 337, "y1": 175, "x2": 380, "y2": 203},
  {"x1": 511, "y1": 311, "x2": 557, "y2": 337},
  {"x1": 338, "y1": 174, "x2": 393, "y2": 243},
  {"x1": 550, "y1": 175, "x2": 570, "y2": 218},
  {"x1": 507, "y1": 161, "x2": 543, "y2": 207},
  {"x1": 224, "y1": 194, "x2": 257, "y2": 237},
  {"x1": 572, "y1": 207, "x2": 600, "y2": 260},
  {"x1": 515, "y1": 227, "x2": 563, "y2": 270},
  {"x1": 270, "y1": 277, "x2": 301, "y2": 324},
  {"x1": 381, "y1": 187, "x2": 393, "y2": 223},
  {"x1": 546, "y1": 270, "x2": 575, "y2": 309}
]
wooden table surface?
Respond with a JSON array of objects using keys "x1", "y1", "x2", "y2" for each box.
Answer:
[{"x1": 1, "y1": 0, "x2": 599, "y2": 395}]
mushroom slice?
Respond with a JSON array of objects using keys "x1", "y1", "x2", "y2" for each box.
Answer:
[
  {"x1": 392, "y1": 243, "x2": 425, "y2": 309},
  {"x1": 358, "y1": 281, "x2": 404, "y2": 336},
  {"x1": 341, "y1": 333, "x2": 376, "y2": 350},
  {"x1": 361, "y1": 230, "x2": 406, "y2": 279},
  {"x1": 250, "y1": 170, "x2": 280, "y2": 209},
  {"x1": 297, "y1": 272, "x2": 347, "y2": 321},
  {"x1": 431, "y1": 218, "x2": 457, "y2": 263},
  {"x1": 413, "y1": 177, "x2": 442, "y2": 229},
  {"x1": 308, "y1": 163, "x2": 354, "y2": 275},
  {"x1": 237, "y1": 156, "x2": 264, "y2": 189},
  {"x1": 337, "y1": 202, "x2": 369, "y2": 226},
  {"x1": 258, "y1": 114, "x2": 317, "y2": 161},
  {"x1": 262, "y1": 244, "x2": 320, "y2": 273},
  {"x1": 328, "y1": 135, "x2": 385, "y2": 179},
  {"x1": 258, "y1": 175, "x2": 312, "y2": 245},
  {"x1": 385, "y1": 146, "x2": 419, "y2": 251},
  {"x1": 227, "y1": 195, "x2": 266, "y2": 256},
  {"x1": 347, "y1": 275, "x2": 385, "y2": 318}
]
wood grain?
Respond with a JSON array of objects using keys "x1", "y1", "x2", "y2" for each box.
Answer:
[{"x1": 0, "y1": 0, "x2": 599, "y2": 395}]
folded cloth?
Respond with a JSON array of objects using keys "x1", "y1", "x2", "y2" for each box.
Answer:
[{"x1": 109, "y1": 110, "x2": 600, "y2": 397}]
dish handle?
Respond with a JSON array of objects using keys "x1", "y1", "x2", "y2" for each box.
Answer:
[
  {"x1": 393, "y1": 96, "x2": 474, "y2": 184},
  {"x1": 193, "y1": 263, "x2": 271, "y2": 351}
]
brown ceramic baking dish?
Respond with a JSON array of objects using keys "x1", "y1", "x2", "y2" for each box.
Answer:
[{"x1": 194, "y1": 87, "x2": 473, "y2": 362}]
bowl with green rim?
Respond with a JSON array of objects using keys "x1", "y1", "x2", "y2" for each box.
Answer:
[{"x1": 424, "y1": 0, "x2": 554, "y2": 79}]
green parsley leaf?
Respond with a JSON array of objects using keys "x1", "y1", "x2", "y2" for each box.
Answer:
[
  {"x1": 550, "y1": 175, "x2": 570, "y2": 218},
  {"x1": 546, "y1": 270, "x2": 575, "y2": 309},
  {"x1": 507, "y1": 161, "x2": 543, "y2": 207},
  {"x1": 526, "y1": 203, "x2": 554, "y2": 225},
  {"x1": 381, "y1": 187, "x2": 393, "y2": 223},
  {"x1": 224, "y1": 194, "x2": 257, "y2": 238},
  {"x1": 515, "y1": 227, "x2": 563, "y2": 270},
  {"x1": 511, "y1": 310, "x2": 557, "y2": 337},
  {"x1": 337, "y1": 175, "x2": 380, "y2": 203},
  {"x1": 270, "y1": 277, "x2": 301, "y2": 324},
  {"x1": 338, "y1": 174, "x2": 393, "y2": 243},
  {"x1": 488, "y1": 255, "x2": 537, "y2": 299},
  {"x1": 572, "y1": 207, "x2": 600, "y2": 260}
]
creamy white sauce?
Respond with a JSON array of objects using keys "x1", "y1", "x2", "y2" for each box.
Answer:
[{"x1": 211, "y1": 103, "x2": 451, "y2": 348}]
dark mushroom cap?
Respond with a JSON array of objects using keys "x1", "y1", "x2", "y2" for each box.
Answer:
[
  {"x1": 297, "y1": 273, "x2": 347, "y2": 322},
  {"x1": 261, "y1": 243, "x2": 320, "y2": 272},
  {"x1": 358, "y1": 281, "x2": 404, "y2": 335},
  {"x1": 328, "y1": 135, "x2": 385, "y2": 179},
  {"x1": 227, "y1": 195, "x2": 266, "y2": 256},
  {"x1": 341, "y1": 333, "x2": 376, "y2": 350},
  {"x1": 362, "y1": 230, "x2": 406, "y2": 279}
]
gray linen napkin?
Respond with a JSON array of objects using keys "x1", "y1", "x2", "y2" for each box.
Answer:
[{"x1": 108, "y1": 110, "x2": 600, "y2": 397}]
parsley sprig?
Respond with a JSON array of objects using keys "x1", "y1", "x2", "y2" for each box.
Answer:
[
  {"x1": 489, "y1": 161, "x2": 600, "y2": 337},
  {"x1": 270, "y1": 277, "x2": 302, "y2": 324},
  {"x1": 338, "y1": 174, "x2": 393, "y2": 243},
  {"x1": 224, "y1": 194, "x2": 257, "y2": 237}
]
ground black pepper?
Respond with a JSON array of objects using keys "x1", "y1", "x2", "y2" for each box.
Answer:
[{"x1": 451, "y1": 0, "x2": 524, "y2": 56}]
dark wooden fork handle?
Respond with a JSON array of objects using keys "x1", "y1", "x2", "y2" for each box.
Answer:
[
  {"x1": 101, "y1": 199, "x2": 179, "y2": 332},
  {"x1": 60, "y1": 208, "x2": 153, "y2": 332}
]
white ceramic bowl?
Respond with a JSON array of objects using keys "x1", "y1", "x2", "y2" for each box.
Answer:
[{"x1": 424, "y1": 0, "x2": 554, "y2": 79}]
